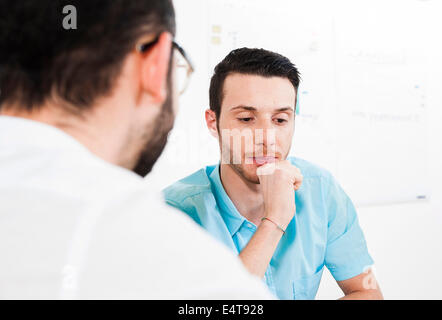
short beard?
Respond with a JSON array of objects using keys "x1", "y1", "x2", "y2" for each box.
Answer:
[
  {"x1": 132, "y1": 74, "x2": 174, "y2": 177},
  {"x1": 230, "y1": 163, "x2": 261, "y2": 184},
  {"x1": 220, "y1": 144, "x2": 261, "y2": 185},
  {"x1": 221, "y1": 140, "x2": 289, "y2": 185}
]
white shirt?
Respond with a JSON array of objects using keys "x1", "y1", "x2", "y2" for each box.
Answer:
[{"x1": 0, "y1": 116, "x2": 273, "y2": 299}]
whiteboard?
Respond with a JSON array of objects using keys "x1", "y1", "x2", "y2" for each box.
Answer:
[
  {"x1": 332, "y1": 0, "x2": 429, "y2": 205},
  {"x1": 154, "y1": 0, "x2": 430, "y2": 206}
]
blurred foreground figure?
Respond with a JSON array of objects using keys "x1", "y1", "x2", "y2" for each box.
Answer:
[{"x1": 0, "y1": 0, "x2": 272, "y2": 299}]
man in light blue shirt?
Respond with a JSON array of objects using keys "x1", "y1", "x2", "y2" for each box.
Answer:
[{"x1": 164, "y1": 48, "x2": 383, "y2": 300}]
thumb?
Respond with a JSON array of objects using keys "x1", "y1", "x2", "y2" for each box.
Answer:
[{"x1": 256, "y1": 163, "x2": 276, "y2": 176}]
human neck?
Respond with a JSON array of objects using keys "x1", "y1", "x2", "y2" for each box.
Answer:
[
  {"x1": 219, "y1": 164, "x2": 265, "y2": 225},
  {"x1": 1, "y1": 101, "x2": 137, "y2": 170}
]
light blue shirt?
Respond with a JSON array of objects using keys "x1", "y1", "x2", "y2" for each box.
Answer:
[{"x1": 163, "y1": 157, "x2": 374, "y2": 300}]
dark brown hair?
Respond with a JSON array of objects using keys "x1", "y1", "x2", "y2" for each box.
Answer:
[
  {"x1": 0, "y1": 0, "x2": 175, "y2": 112},
  {"x1": 209, "y1": 47, "x2": 301, "y2": 119}
]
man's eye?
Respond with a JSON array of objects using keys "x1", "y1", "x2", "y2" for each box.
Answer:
[
  {"x1": 274, "y1": 118, "x2": 287, "y2": 124},
  {"x1": 238, "y1": 118, "x2": 253, "y2": 122}
]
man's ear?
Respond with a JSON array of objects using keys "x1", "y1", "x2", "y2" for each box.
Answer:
[
  {"x1": 205, "y1": 109, "x2": 219, "y2": 138},
  {"x1": 139, "y1": 32, "x2": 172, "y2": 105}
]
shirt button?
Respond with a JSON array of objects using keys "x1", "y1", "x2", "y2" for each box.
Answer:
[{"x1": 247, "y1": 223, "x2": 254, "y2": 229}]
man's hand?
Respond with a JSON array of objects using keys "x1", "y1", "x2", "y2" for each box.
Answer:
[
  {"x1": 238, "y1": 160, "x2": 303, "y2": 278},
  {"x1": 257, "y1": 160, "x2": 303, "y2": 230}
]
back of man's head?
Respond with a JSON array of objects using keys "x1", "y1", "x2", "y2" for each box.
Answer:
[{"x1": 0, "y1": 0, "x2": 175, "y2": 112}]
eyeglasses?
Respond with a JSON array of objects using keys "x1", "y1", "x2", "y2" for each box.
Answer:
[{"x1": 137, "y1": 36, "x2": 194, "y2": 96}]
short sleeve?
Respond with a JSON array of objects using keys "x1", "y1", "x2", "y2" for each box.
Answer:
[{"x1": 324, "y1": 177, "x2": 374, "y2": 281}]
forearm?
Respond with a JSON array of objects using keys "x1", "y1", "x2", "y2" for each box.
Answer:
[
  {"x1": 238, "y1": 220, "x2": 284, "y2": 278},
  {"x1": 339, "y1": 289, "x2": 384, "y2": 300}
]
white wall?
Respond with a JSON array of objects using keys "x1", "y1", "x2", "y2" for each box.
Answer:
[
  {"x1": 149, "y1": 0, "x2": 442, "y2": 299},
  {"x1": 320, "y1": 4, "x2": 442, "y2": 298}
]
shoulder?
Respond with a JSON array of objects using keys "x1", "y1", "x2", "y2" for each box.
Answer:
[
  {"x1": 287, "y1": 156, "x2": 347, "y2": 204},
  {"x1": 288, "y1": 156, "x2": 334, "y2": 183},
  {"x1": 163, "y1": 165, "x2": 217, "y2": 206},
  {"x1": 80, "y1": 186, "x2": 273, "y2": 299}
]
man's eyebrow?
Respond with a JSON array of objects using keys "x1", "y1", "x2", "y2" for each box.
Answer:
[
  {"x1": 229, "y1": 105, "x2": 294, "y2": 112},
  {"x1": 275, "y1": 107, "x2": 294, "y2": 112},
  {"x1": 229, "y1": 105, "x2": 257, "y2": 112}
]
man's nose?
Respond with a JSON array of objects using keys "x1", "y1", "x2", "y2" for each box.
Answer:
[{"x1": 253, "y1": 119, "x2": 276, "y2": 149}]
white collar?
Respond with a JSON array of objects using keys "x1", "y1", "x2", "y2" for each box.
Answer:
[{"x1": 0, "y1": 115, "x2": 90, "y2": 154}]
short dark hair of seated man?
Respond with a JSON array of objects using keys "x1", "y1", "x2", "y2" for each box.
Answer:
[{"x1": 209, "y1": 47, "x2": 301, "y2": 122}]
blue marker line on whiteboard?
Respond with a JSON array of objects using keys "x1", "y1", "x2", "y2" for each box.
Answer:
[
  {"x1": 296, "y1": 95, "x2": 300, "y2": 115},
  {"x1": 296, "y1": 90, "x2": 308, "y2": 115},
  {"x1": 295, "y1": 91, "x2": 305, "y2": 116}
]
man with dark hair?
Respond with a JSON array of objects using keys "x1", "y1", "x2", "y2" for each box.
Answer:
[
  {"x1": 164, "y1": 48, "x2": 383, "y2": 300},
  {"x1": 0, "y1": 1, "x2": 273, "y2": 299}
]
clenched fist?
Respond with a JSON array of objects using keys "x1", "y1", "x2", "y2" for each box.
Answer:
[{"x1": 257, "y1": 160, "x2": 303, "y2": 230}]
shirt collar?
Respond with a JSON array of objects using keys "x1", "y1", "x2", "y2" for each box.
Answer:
[
  {"x1": 0, "y1": 115, "x2": 90, "y2": 154},
  {"x1": 208, "y1": 164, "x2": 246, "y2": 237}
]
